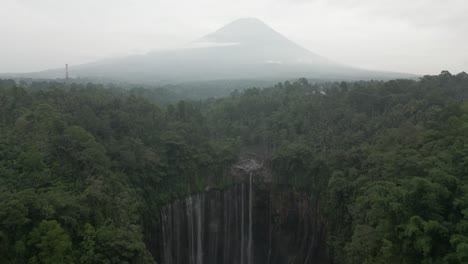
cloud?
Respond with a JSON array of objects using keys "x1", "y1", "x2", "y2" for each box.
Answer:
[
  {"x1": 0, "y1": 0, "x2": 466, "y2": 74},
  {"x1": 308, "y1": 0, "x2": 468, "y2": 30}
]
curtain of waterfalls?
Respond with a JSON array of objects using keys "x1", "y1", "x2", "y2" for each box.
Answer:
[
  {"x1": 248, "y1": 172, "x2": 253, "y2": 264},
  {"x1": 159, "y1": 179, "x2": 327, "y2": 264}
]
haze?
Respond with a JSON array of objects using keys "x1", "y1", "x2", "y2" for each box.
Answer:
[{"x1": 1, "y1": 0, "x2": 467, "y2": 75}]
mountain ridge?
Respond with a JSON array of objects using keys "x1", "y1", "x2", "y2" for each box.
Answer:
[{"x1": 2, "y1": 18, "x2": 416, "y2": 83}]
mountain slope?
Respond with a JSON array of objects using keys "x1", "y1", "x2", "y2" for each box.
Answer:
[{"x1": 12, "y1": 18, "x2": 415, "y2": 83}]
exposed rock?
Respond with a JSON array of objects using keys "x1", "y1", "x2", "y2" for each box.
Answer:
[
  {"x1": 230, "y1": 153, "x2": 272, "y2": 183},
  {"x1": 158, "y1": 182, "x2": 328, "y2": 264}
]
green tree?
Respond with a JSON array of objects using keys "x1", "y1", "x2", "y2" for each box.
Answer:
[
  {"x1": 80, "y1": 223, "x2": 96, "y2": 264},
  {"x1": 27, "y1": 220, "x2": 72, "y2": 264}
]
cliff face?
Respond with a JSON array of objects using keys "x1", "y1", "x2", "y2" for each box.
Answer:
[{"x1": 158, "y1": 172, "x2": 328, "y2": 264}]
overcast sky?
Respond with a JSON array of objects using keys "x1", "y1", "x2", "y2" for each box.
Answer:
[{"x1": 1, "y1": 0, "x2": 467, "y2": 74}]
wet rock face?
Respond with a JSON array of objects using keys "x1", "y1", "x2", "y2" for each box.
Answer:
[{"x1": 159, "y1": 178, "x2": 329, "y2": 264}]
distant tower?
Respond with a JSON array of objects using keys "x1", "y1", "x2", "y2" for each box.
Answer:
[{"x1": 65, "y1": 64, "x2": 69, "y2": 81}]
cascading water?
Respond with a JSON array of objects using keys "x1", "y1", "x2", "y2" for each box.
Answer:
[
  {"x1": 241, "y1": 182, "x2": 244, "y2": 264},
  {"x1": 159, "y1": 174, "x2": 329, "y2": 264},
  {"x1": 195, "y1": 195, "x2": 203, "y2": 264},
  {"x1": 248, "y1": 172, "x2": 253, "y2": 264}
]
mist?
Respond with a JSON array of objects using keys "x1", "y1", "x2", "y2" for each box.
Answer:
[
  {"x1": 2, "y1": 1, "x2": 468, "y2": 264},
  {"x1": 1, "y1": 0, "x2": 467, "y2": 75}
]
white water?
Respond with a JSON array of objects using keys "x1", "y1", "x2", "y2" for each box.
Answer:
[
  {"x1": 185, "y1": 196, "x2": 204, "y2": 264},
  {"x1": 248, "y1": 172, "x2": 253, "y2": 264},
  {"x1": 241, "y1": 182, "x2": 245, "y2": 264},
  {"x1": 163, "y1": 174, "x2": 292, "y2": 264},
  {"x1": 160, "y1": 178, "x2": 322, "y2": 264},
  {"x1": 187, "y1": 197, "x2": 195, "y2": 264},
  {"x1": 161, "y1": 208, "x2": 170, "y2": 264},
  {"x1": 196, "y1": 195, "x2": 203, "y2": 264}
]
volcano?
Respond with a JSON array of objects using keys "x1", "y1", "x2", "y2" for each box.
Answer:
[{"x1": 14, "y1": 18, "x2": 414, "y2": 83}]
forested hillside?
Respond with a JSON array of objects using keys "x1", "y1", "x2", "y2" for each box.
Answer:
[{"x1": 1, "y1": 71, "x2": 468, "y2": 263}]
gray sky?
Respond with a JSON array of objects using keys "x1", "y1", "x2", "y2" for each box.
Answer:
[{"x1": 1, "y1": 0, "x2": 467, "y2": 74}]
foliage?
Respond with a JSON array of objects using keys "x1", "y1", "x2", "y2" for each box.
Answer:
[{"x1": 0, "y1": 72, "x2": 468, "y2": 263}]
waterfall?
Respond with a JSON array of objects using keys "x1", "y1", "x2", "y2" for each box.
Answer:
[
  {"x1": 241, "y1": 182, "x2": 245, "y2": 264},
  {"x1": 187, "y1": 197, "x2": 195, "y2": 264},
  {"x1": 183, "y1": 195, "x2": 204, "y2": 264},
  {"x1": 195, "y1": 195, "x2": 203, "y2": 264},
  {"x1": 159, "y1": 178, "x2": 328, "y2": 264},
  {"x1": 223, "y1": 191, "x2": 230, "y2": 264},
  {"x1": 161, "y1": 208, "x2": 170, "y2": 264},
  {"x1": 248, "y1": 172, "x2": 253, "y2": 264}
]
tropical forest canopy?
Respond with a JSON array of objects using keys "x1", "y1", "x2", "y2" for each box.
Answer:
[{"x1": 1, "y1": 71, "x2": 468, "y2": 263}]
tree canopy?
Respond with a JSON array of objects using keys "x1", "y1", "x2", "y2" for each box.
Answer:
[{"x1": 0, "y1": 72, "x2": 468, "y2": 263}]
